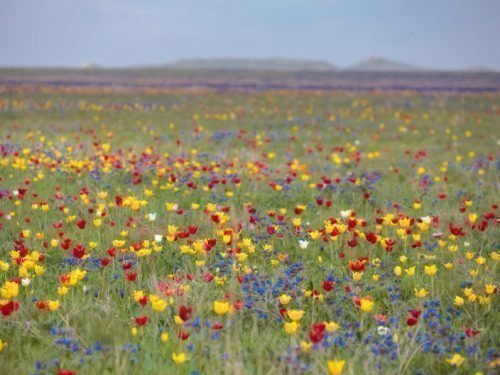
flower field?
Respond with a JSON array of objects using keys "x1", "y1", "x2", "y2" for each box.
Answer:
[{"x1": 0, "y1": 82, "x2": 498, "y2": 374}]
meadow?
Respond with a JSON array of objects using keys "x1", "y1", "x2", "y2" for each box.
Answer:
[{"x1": 0, "y1": 74, "x2": 498, "y2": 374}]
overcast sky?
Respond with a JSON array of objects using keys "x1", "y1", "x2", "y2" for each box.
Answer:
[{"x1": 1, "y1": 0, "x2": 499, "y2": 69}]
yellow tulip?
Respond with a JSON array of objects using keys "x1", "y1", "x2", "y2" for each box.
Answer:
[
  {"x1": 213, "y1": 300, "x2": 229, "y2": 316},
  {"x1": 414, "y1": 288, "x2": 428, "y2": 298},
  {"x1": 327, "y1": 359, "x2": 346, "y2": 375},
  {"x1": 424, "y1": 265, "x2": 437, "y2": 276},
  {"x1": 359, "y1": 298, "x2": 374, "y2": 312},
  {"x1": 287, "y1": 309, "x2": 305, "y2": 321},
  {"x1": 172, "y1": 352, "x2": 187, "y2": 364},
  {"x1": 325, "y1": 321, "x2": 340, "y2": 332},
  {"x1": 485, "y1": 284, "x2": 496, "y2": 295},
  {"x1": 446, "y1": 353, "x2": 465, "y2": 367},
  {"x1": 1, "y1": 281, "x2": 19, "y2": 300},
  {"x1": 284, "y1": 321, "x2": 299, "y2": 335},
  {"x1": 352, "y1": 272, "x2": 363, "y2": 282},
  {"x1": 278, "y1": 294, "x2": 291, "y2": 305}
]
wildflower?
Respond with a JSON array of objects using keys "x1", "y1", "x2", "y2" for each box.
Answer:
[
  {"x1": 394, "y1": 266, "x2": 402, "y2": 277},
  {"x1": 309, "y1": 230, "x2": 322, "y2": 240},
  {"x1": 287, "y1": 309, "x2": 305, "y2": 321},
  {"x1": 323, "y1": 280, "x2": 334, "y2": 292},
  {"x1": 135, "y1": 315, "x2": 148, "y2": 326},
  {"x1": 161, "y1": 332, "x2": 169, "y2": 343},
  {"x1": 424, "y1": 265, "x2": 437, "y2": 276},
  {"x1": 299, "y1": 240, "x2": 309, "y2": 249},
  {"x1": 340, "y1": 210, "x2": 351, "y2": 218},
  {"x1": 150, "y1": 296, "x2": 167, "y2": 312},
  {"x1": 352, "y1": 272, "x2": 363, "y2": 282},
  {"x1": 1, "y1": 282, "x2": 19, "y2": 300},
  {"x1": 47, "y1": 300, "x2": 60, "y2": 311},
  {"x1": 112, "y1": 240, "x2": 126, "y2": 248},
  {"x1": 485, "y1": 284, "x2": 496, "y2": 295},
  {"x1": 172, "y1": 352, "x2": 187, "y2": 364},
  {"x1": 454, "y1": 296, "x2": 464, "y2": 306},
  {"x1": 359, "y1": 298, "x2": 374, "y2": 312},
  {"x1": 278, "y1": 294, "x2": 291, "y2": 305},
  {"x1": 414, "y1": 288, "x2": 428, "y2": 298},
  {"x1": 377, "y1": 326, "x2": 389, "y2": 335},
  {"x1": 284, "y1": 321, "x2": 299, "y2": 334},
  {"x1": 405, "y1": 267, "x2": 416, "y2": 276},
  {"x1": 325, "y1": 321, "x2": 340, "y2": 332},
  {"x1": 300, "y1": 340, "x2": 313, "y2": 352},
  {"x1": 446, "y1": 353, "x2": 465, "y2": 367},
  {"x1": 349, "y1": 260, "x2": 366, "y2": 272},
  {"x1": 476, "y1": 256, "x2": 486, "y2": 265},
  {"x1": 213, "y1": 300, "x2": 229, "y2": 316},
  {"x1": 0, "y1": 338, "x2": 6, "y2": 352},
  {"x1": 327, "y1": 359, "x2": 346, "y2": 375},
  {"x1": 179, "y1": 306, "x2": 192, "y2": 321}
]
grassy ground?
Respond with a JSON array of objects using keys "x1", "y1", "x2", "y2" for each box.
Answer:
[{"x1": 0, "y1": 85, "x2": 498, "y2": 374}]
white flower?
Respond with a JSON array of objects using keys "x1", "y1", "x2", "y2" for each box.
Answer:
[
  {"x1": 83, "y1": 285, "x2": 90, "y2": 293},
  {"x1": 340, "y1": 210, "x2": 352, "y2": 219},
  {"x1": 464, "y1": 242, "x2": 470, "y2": 247},
  {"x1": 21, "y1": 278, "x2": 31, "y2": 287},
  {"x1": 377, "y1": 326, "x2": 389, "y2": 336},
  {"x1": 354, "y1": 139, "x2": 360, "y2": 146},
  {"x1": 432, "y1": 231, "x2": 443, "y2": 238},
  {"x1": 148, "y1": 213, "x2": 157, "y2": 222},
  {"x1": 12, "y1": 190, "x2": 19, "y2": 196},
  {"x1": 421, "y1": 216, "x2": 432, "y2": 224},
  {"x1": 154, "y1": 234, "x2": 163, "y2": 243},
  {"x1": 299, "y1": 240, "x2": 309, "y2": 249}
]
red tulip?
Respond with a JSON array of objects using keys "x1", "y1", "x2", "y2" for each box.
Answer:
[
  {"x1": 76, "y1": 219, "x2": 86, "y2": 229},
  {"x1": 125, "y1": 272, "x2": 137, "y2": 282},
  {"x1": 406, "y1": 317, "x2": 418, "y2": 326},
  {"x1": 409, "y1": 309, "x2": 421, "y2": 319},
  {"x1": 212, "y1": 323, "x2": 224, "y2": 330},
  {"x1": 322, "y1": 280, "x2": 334, "y2": 292},
  {"x1": 347, "y1": 238, "x2": 358, "y2": 247},
  {"x1": 179, "y1": 306, "x2": 192, "y2": 321},
  {"x1": 135, "y1": 315, "x2": 148, "y2": 326},
  {"x1": 72, "y1": 244, "x2": 86, "y2": 259}
]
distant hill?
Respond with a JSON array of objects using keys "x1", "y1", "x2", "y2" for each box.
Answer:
[
  {"x1": 346, "y1": 57, "x2": 428, "y2": 72},
  {"x1": 80, "y1": 62, "x2": 101, "y2": 69},
  {"x1": 162, "y1": 58, "x2": 338, "y2": 71},
  {"x1": 463, "y1": 65, "x2": 497, "y2": 73}
]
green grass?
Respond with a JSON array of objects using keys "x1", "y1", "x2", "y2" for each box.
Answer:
[{"x1": 0, "y1": 86, "x2": 498, "y2": 374}]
